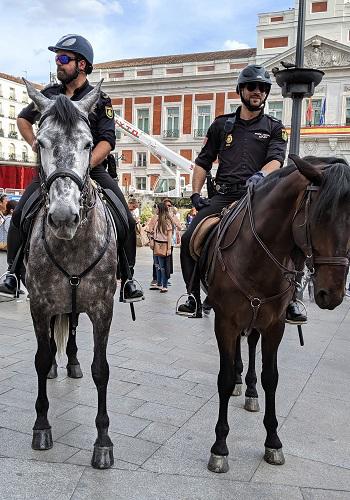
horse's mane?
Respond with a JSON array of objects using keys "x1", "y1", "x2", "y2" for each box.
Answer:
[{"x1": 47, "y1": 95, "x2": 81, "y2": 134}]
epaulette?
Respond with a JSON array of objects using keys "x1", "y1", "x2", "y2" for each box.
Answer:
[
  {"x1": 215, "y1": 112, "x2": 236, "y2": 121},
  {"x1": 266, "y1": 113, "x2": 283, "y2": 124}
]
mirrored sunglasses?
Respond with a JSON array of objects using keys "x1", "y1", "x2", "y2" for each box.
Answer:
[
  {"x1": 55, "y1": 54, "x2": 77, "y2": 65},
  {"x1": 245, "y1": 82, "x2": 269, "y2": 93}
]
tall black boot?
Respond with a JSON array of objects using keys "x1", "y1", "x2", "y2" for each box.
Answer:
[
  {"x1": 118, "y1": 249, "x2": 144, "y2": 303},
  {"x1": 0, "y1": 221, "x2": 23, "y2": 296}
]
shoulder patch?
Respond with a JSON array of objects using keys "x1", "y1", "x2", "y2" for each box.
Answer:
[
  {"x1": 281, "y1": 128, "x2": 288, "y2": 142},
  {"x1": 105, "y1": 106, "x2": 114, "y2": 119}
]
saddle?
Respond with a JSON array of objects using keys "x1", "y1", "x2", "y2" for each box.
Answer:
[{"x1": 189, "y1": 214, "x2": 221, "y2": 261}]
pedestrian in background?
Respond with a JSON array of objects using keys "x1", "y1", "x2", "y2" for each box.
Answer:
[
  {"x1": 0, "y1": 200, "x2": 18, "y2": 251},
  {"x1": 147, "y1": 203, "x2": 173, "y2": 292}
]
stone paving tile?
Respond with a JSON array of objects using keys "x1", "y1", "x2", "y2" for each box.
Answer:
[
  {"x1": 119, "y1": 358, "x2": 188, "y2": 378},
  {"x1": 126, "y1": 384, "x2": 206, "y2": 411},
  {"x1": 252, "y1": 453, "x2": 350, "y2": 490},
  {"x1": 132, "y1": 402, "x2": 193, "y2": 427},
  {"x1": 0, "y1": 457, "x2": 84, "y2": 500},
  {"x1": 114, "y1": 346, "x2": 181, "y2": 365},
  {"x1": 301, "y1": 489, "x2": 350, "y2": 500},
  {"x1": 58, "y1": 404, "x2": 151, "y2": 437},
  {"x1": 71, "y1": 468, "x2": 304, "y2": 500},
  {"x1": 119, "y1": 370, "x2": 196, "y2": 393},
  {"x1": 0, "y1": 428, "x2": 79, "y2": 463},
  {"x1": 137, "y1": 421, "x2": 179, "y2": 444},
  {"x1": 0, "y1": 388, "x2": 77, "y2": 416},
  {"x1": 179, "y1": 368, "x2": 218, "y2": 386},
  {"x1": 66, "y1": 449, "x2": 140, "y2": 470}
]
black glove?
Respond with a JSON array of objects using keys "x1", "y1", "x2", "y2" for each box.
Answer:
[
  {"x1": 190, "y1": 193, "x2": 211, "y2": 210},
  {"x1": 246, "y1": 171, "x2": 265, "y2": 187},
  {"x1": 106, "y1": 154, "x2": 118, "y2": 179}
]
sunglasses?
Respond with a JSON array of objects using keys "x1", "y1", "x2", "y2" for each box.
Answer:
[
  {"x1": 55, "y1": 54, "x2": 77, "y2": 65},
  {"x1": 245, "y1": 82, "x2": 269, "y2": 93}
]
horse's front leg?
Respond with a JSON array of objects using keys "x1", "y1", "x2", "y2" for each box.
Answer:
[
  {"x1": 88, "y1": 304, "x2": 114, "y2": 469},
  {"x1": 66, "y1": 314, "x2": 83, "y2": 379},
  {"x1": 208, "y1": 314, "x2": 237, "y2": 474},
  {"x1": 232, "y1": 334, "x2": 243, "y2": 396},
  {"x1": 261, "y1": 322, "x2": 285, "y2": 465},
  {"x1": 32, "y1": 313, "x2": 54, "y2": 450},
  {"x1": 244, "y1": 328, "x2": 260, "y2": 412},
  {"x1": 47, "y1": 318, "x2": 58, "y2": 379}
]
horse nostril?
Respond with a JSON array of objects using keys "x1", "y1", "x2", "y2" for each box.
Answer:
[
  {"x1": 317, "y1": 289, "x2": 329, "y2": 304},
  {"x1": 48, "y1": 213, "x2": 56, "y2": 227},
  {"x1": 73, "y1": 214, "x2": 80, "y2": 225}
]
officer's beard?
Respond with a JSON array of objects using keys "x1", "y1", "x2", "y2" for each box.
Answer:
[
  {"x1": 57, "y1": 62, "x2": 80, "y2": 85},
  {"x1": 240, "y1": 90, "x2": 269, "y2": 112}
]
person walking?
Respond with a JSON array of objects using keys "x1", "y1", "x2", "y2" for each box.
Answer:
[{"x1": 147, "y1": 203, "x2": 173, "y2": 293}]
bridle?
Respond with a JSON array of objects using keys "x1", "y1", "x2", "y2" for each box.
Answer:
[
  {"x1": 37, "y1": 111, "x2": 94, "y2": 224},
  {"x1": 292, "y1": 184, "x2": 350, "y2": 273}
]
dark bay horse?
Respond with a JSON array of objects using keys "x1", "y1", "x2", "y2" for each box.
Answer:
[
  {"x1": 205, "y1": 155, "x2": 350, "y2": 472},
  {"x1": 24, "y1": 80, "x2": 118, "y2": 469}
]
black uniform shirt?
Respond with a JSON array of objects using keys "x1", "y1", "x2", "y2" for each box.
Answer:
[
  {"x1": 18, "y1": 79, "x2": 116, "y2": 150},
  {"x1": 195, "y1": 106, "x2": 287, "y2": 185}
]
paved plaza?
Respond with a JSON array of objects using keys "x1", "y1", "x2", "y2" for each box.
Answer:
[{"x1": 0, "y1": 247, "x2": 349, "y2": 499}]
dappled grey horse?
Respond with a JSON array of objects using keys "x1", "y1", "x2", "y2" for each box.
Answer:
[{"x1": 24, "y1": 79, "x2": 117, "y2": 469}]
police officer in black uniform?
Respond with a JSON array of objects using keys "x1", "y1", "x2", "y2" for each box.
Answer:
[
  {"x1": 0, "y1": 34, "x2": 144, "y2": 302},
  {"x1": 177, "y1": 64, "x2": 307, "y2": 324}
]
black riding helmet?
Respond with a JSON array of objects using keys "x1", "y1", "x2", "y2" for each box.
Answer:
[
  {"x1": 236, "y1": 64, "x2": 272, "y2": 112},
  {"x1": 48, "y1": 34, "x2": 94, "y2": 74}
]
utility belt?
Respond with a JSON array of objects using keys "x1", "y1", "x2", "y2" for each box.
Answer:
[{"x1": 214, "y1": 181, "x2": 246, "y2": 195}]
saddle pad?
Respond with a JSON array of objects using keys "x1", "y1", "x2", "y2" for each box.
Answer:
[{"x1": 189, "y1": 214, "x2": 221, "y2": 261}]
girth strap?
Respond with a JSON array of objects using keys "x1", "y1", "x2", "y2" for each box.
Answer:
[{"x1": 41, "y1": 207, "x2": 112, "y2": 332}]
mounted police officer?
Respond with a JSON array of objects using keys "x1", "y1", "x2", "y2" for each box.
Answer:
[
  {"x1": 177, "y1": 64, "x2": 307, "y2": 324},
  {"x1": 0, "y1": 34, "x2": 144, "y2": 302}
]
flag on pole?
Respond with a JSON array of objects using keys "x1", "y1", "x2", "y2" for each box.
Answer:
[
  {"x1": 319, "y1": 97, "x2": 326, "y2": 125},
  {"x1": 306, "y1": 98, "x2": 313, "y2": 126}
]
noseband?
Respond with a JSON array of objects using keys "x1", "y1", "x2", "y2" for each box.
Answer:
[{"x1": 293, "y1": 184, "x2": 350, "y2": 273}]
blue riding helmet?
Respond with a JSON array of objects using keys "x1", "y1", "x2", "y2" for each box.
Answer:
[{"x1": 48, "y1": 34, "x2": 94, "y2": 65}]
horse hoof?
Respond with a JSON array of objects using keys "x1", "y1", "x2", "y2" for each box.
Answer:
[
  {"x1": 244, "y1": 397, "x2": 260, "y2": 412},
  {"x1": 32, "y1": 429, "x2": 53, "y2": 450},
  {"x1": 67, "y1": 364, "x2": 83, "y2": 378},
  {"x1": 207, "y1": 453, "x2": 229, "y2": 473},
  {"x1": 264, "y1": 447, "x2": 285, "y2": 465},
  {"x1": 91, "y1": 445, "x2": 114, "y2": 469},
  {"x1": 232, "y1": 383, "x2": 242, "y2": 397},
  {"x1": 47, "y1": 364, "x2": 58, "y2": 379}
]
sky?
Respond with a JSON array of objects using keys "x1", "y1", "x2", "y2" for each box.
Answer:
[{"x1": 0, "y1": 0, "x2": 294, "y2": 84}]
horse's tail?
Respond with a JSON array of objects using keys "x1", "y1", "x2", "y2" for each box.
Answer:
[{"x1": 53, "y1": 314, "x2": 70, "y2": 357}]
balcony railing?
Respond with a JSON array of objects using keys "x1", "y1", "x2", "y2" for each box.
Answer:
[
  {"x1": 9, "y1": 96, "x2": 16, "y2": 101},
  {"x1": 163, "y1": 129, "x2": 179, "y2": 138},
  {"x1": 194, "y1": 128, "x2": 208, "y2": 138},
  {"x1": 8, "y1": 115, "x2": 16, "y2": 120},
  {"x1": 8, "y1": 154, "x2": 16, "y2": 160},
  {"x1": 8, "y1": 131, "x2": 18, "y2": 139}
]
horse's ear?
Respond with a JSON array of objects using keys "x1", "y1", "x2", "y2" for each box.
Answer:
[
  {"x1": 22, "y1": 78, "x2": 51, "y2": 113},
  {"x1": 77, "y1": 79, "x2": 104, "y2": 114},
  {"x1": 288, "y1": 154, "x2": 323, "y2": 185}
]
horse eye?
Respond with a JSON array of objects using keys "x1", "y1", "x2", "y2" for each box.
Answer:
[
  {"x1": 37, "y1": 140, "x2": 44, "y2": 148},
  {"x1": 84, "y1": 143, "x2": 92, "y2": 150}
]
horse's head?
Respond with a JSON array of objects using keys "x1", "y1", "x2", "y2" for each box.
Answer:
[
  {"x1": 290, "y1": 155, "x2": 350, "y2": 309},
  {"x1": 24, "y1": 79, "x2": 103, "y2": 240}
]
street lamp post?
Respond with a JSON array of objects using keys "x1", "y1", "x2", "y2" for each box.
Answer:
[{"x1": 274, "y1": 0, "x2": 324, "y2": 156}]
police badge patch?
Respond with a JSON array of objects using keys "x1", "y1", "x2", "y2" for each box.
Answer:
[
  {"x1": 225, "y1": 134, "x2": 233, "y2": 146},
  {"x1": 281, "y1": 129, "x2": 288, "y2": 142},
  {"x1": 105, "y1": 106, "x2": 114, "y2": 119}
]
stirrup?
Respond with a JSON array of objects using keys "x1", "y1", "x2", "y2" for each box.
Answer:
[
  {"x1": 120, "y1": 278, "x2": 144, "y2": 303},
  {"x1": 285, "y1": 298, "x2": 308, "y2": 325},
  {"x1": 0, "y1": 272, "x2": 20, "y2": 302},
  {"x1": 175, "y1": 293, "x2": 199, "y2": 318}
]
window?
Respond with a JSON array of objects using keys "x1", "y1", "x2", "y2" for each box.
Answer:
[
  {"x1": 263, "y1": 36, "x2": 288, "y2": 48},
  {"x1": 195, "y1": 105, "x2": 211, "y2": 137},
  {"x1": 22, "y1": 91, "x2": 28, "y2": 103},
  {"x1": 0, "y1": 121, "x2": 3, "y2": 137},
  {"x1": 345, "y1": 98, "x2": 350, "y2": 125},
  {"x1": 311, "y1": 2, "x2": 327, "y2": 13},
  {"x1": 0, "y1": 103, "x2": 3, "y2": 117},
  {"x1": 9, "y1": 105, "x2": 16, "y2": 119},
  {"x1": 9, "y1": 143, "x2": 16, "y2": 160},
  {"x1": 137, "y1": 108, "x2": 149, "y2": 134},
  {"x1": 8, "y1": 123, "x2": 17, "y2": 138},
  {"x1": 135, "y1": 177, "x2": 147, "y2": 190},
  {"x1": 136, "y1": 152, "x2": 147, "y2": 167},
  {"x1": 22, "y1": 145, "x2": 28, "y2": 162},
  {"x1": 164, "y1": 107, "x2": 180, "y2": 138},
  {"x1": 0, "y1": 85, "x2": 2, "y2": 97},
  {"x1": 306, "y1": 99, "x2": 322, "y2": 125},
  {"x1": 268, "y1": 101, "x2": 283, "y2": 120},
  {"x1": 230, "y1": 103, "x2": 240, "y2": 113},
  {"x1": 114, "y1": 108, "x2": 122, "y2": 139},
  {"x1": 0, "y1": 142, "x2": 3, "y2": 159},
  {"x1": 271, "y1": 16, "x2": 283, "y2": 22},
  {"x1": 9, "y1": 87, "x2": 15, "y2": 100}
]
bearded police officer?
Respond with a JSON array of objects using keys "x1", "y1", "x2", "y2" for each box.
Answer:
[
  {"x1": 0, "y1": 34, "x2": 144, "y2": 302},
  {"x1": 177, "y1": 64, "x2": 307, "y2": 324}
]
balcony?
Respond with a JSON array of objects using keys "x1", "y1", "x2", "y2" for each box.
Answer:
[
  {"x1": 8, "y1": 131, "x2": 18, "y2": 139},
  {"x1": 163, "y1": 129, "x2": 180, "y2": 139},
  {"x1": 9, "y1": 96, "x2": 16, "y2": 101},
  {"x1": 194, "y1": 129, "x2": 208, "y2": 138},
  {"x1": 8, "y1": 153, "x2": 17, "y2": 160},
  {"x1": 115, "y1": 130, "x2": 122, "y2": 140},
  {"x1": 8, "y1": 115, "x2": 16, "y2": 120},
  {"x1": 22, "y1": 155, "x2": 29, "y2": 162}
]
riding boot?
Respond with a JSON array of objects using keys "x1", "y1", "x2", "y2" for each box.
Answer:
[
  {"x1": 177, "y1": 293, "x2": 202, "y2": 318},
  {"x1": 118, "y1": 249, "x2": 144, "y2": 303},
  {"x1": 0, "y1": 221, "x2": 24, "y2": 296},
  {"x1": 286, "y1": 300, "x2": 307, "y2": 324}
]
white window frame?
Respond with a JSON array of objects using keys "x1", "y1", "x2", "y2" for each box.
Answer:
[
  {"x1": 343, "y1": 94, "x2": 350, "y2": 125},
  {"x1": 194, "y1": 102, "x2": 212, "y2": 138},
  {"x1": 136, "y1": 151, "x2": 147, "y2": 168},
  {"x1": 135, "y1": 176, "x2": 147, "y2": 190},
  {"x1": 134, "y1": 106, "x2": 151, "y2": 135},
  {"x1": 164, "y1": 105, "x2": 181, "y2": 138},
  {"x1": 267, "y1": 100, "x2": 284, "y2": 121}
]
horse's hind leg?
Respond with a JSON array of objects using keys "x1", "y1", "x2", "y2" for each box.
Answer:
[
  {"x1": 261, "y1": 323, "x2": 285, "y2": 465},
  {"x1": 208, "y1": 315, "x2": 237, "y2": 474},
  {"x1": 32, "y1": 313, "x2": 54, "y2": 450},
  {"x1": 47, "y1": 318, "x2": 58, "y2": 379},
  {"x1": 232, "y1": 334, "x2": 243, "y2": 396},
  {"x1": 66, "y1": 315, "x2": 83, "y2": 379},
  {"x1": 89, "y1": 306, "x2": 114, "y2": 469},
  {"x1": 244, "y1": 329, "x2": 260, "y2": 412}
]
